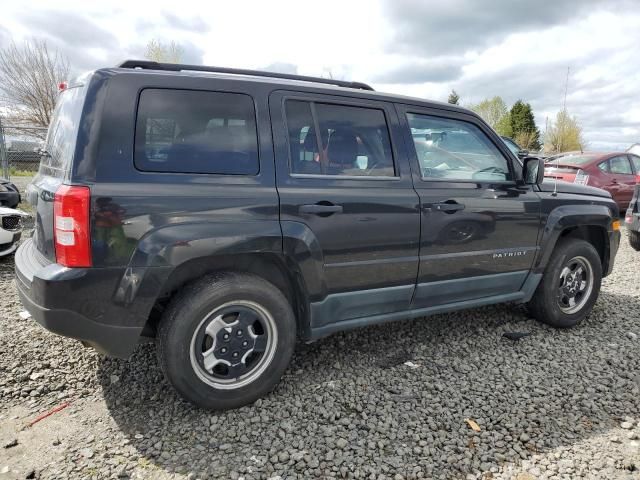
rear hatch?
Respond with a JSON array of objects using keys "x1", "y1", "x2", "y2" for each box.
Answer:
[
  {"x1": 543, "y1": 163, "x2": 589, "y2": 185},
  {"x1": 27, "y1": 80, "x2": 88, "y2": 262}
]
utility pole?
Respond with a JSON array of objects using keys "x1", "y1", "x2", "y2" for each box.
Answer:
[
  {"x1": 558, "y1": 66, "x2": 570, "y2": 153},
  {"x1": 563, "y1": 66, "x2": 570, "y2": 112}
]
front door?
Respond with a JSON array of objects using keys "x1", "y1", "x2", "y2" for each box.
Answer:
[
  {"x1": 397, "y1": 105, "x2": 541, "y2": 309},
  {"x1": 270, "y1": 91, "x2": 420, "y2": 327}
]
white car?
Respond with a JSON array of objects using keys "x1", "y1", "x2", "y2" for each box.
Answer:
[{"x1": 0, "y1": 207, "x2": 27, "y2": 257}]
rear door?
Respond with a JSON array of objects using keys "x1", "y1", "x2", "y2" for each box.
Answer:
[
  {"x1": 270, "y1": 90, "x2": 420, "y2": 325},
  {"x1": 27, "y1": 80, "x2": 89, "y2": 261},
  {"x1": 397, "y1": 105, "x2": 541, "y2": 309},
  {"x1": 608, "y1": 155, "x2": 636, "y2": 208}
]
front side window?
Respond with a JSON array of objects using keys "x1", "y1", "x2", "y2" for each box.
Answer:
[
  {"x1": 135, "y1": 89, "x2": 259, "y2": 175},
  {"x1": 609, "y1": 155, "x2": 632, "y2": 175},
  {"x1": 285, "y1": 100, "x2": 396, "y2": 177},
  {"x1": 407, "y1": 113, "x2": 511, "y2": 181}
]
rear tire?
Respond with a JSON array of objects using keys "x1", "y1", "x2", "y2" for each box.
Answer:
[
  {"x1": 157, "y1": 272, "x2": 296, "y2": 410},
  {"x1": 629, "y1": 230, "x2": 640, "y2": 251},
  {"x1": 528, "y1": 239, "x2": 602, "y2": 328}
]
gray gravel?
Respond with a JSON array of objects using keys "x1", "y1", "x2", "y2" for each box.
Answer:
[{"x1": 1, "y1": 182, "x2": 639, "y2": 479}]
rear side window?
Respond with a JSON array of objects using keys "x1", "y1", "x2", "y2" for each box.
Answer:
[
  {"x1": 285, "y1": 100, "x2": 396, "y2": 177},
  {"x1": 628, "y1": 155, "x2": 640, "y2": 172},
  {"x1": 407, "y1": 113, "x2": 511, "y2": 181},
  {"x1": 597, "y1": 161, "x2": 609, "y2": 173},
  {"x1": 609, "y1": 155, "x2": 632, "y2": 175},
  {"x1": 135, "y1": 89, "x2": 259, "y2": 175},
  {"x1": 41, "y1": 83, "x2": 87, "y2": 178}
]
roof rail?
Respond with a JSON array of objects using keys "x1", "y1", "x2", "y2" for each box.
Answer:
[{"x1": 117, "y1": 60, "x2": 375, "y2": 91}]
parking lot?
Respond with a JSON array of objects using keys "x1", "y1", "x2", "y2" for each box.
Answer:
[{"x1": 0, "y1": 180, "x2": 639, "y2": 480}]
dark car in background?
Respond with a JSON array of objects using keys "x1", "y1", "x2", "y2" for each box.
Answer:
[
  {"x1": 0, "y1": 178, "x2": 21, "y2": 209},
  {"x1": 544, "y1": 152, "x2": 640, "y2": 210}
]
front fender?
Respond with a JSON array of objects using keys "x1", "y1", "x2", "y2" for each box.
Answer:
[{"x1": 535, "y1": 204, "x2": 615, "y2": 273}]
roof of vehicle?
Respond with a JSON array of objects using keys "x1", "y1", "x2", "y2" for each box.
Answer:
[
  {"x1": 98, "y1": 60, "x2": 474, "y2": 117},
  {"x1": 547, "y1": 151, "x2": 632, "y2": 165}
]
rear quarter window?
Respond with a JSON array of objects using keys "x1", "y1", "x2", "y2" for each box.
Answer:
[
  {"x1": 134, "y1": 89, "x2": 259, "y2": 175},
  {"x1": 40, "y1": 83, "x2": 87, "y2": 178}
]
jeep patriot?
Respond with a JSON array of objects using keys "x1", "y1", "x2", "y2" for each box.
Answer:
[{"x1": 15, "y1": 60, "x2": 621, "y2": 409}]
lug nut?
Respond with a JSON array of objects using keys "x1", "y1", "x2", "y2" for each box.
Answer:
[
  {"x1": 232, "y1": 352, "x2": 239, "y2": 358},
  {"x1": 236, "y1": 330, "x2": 243, "y2": 337},
  {"x1": 220, "y1": 347, "x2": 227, "y2": 354},
  {"x1": 242, "y1": 341, "x2": 248, "y2": 347}
]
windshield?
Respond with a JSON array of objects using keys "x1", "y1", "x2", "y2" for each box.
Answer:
[
  {"x1": 552, "y1": 154, "x2": 597, "y2": 165},
  {"x1": 40, "y1": 83, "x2": 87, "y2": 178}
]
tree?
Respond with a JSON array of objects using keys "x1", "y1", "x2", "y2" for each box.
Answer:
[
  {"x1": 509, "y1": 100, "x2": 541, "y2": 150},
  {"x1": 0, "y1": 39, "x2": 69, "y2": 136},
  {"x1": 469, "y1": 96, "x2": 508, "y2": 131},
  {"x1": 495, "y1": 113, "x2": 512, "y2": 137},
  {"x1": 447, "y1": 89, "x2": 460, "y2": 105},
  {"x1": 545, "y1": 109, "x2": 586, "y2": 153},
  {"x1": 145, "y1": 39, "x2": 183, "y2": 63}
]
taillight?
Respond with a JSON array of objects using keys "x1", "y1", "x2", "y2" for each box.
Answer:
[
  {"x1": 635, "y1": 174, "x2": 640, "y2": 184},
  {"x1": 54, "y1": 185, "x2": 91, "y2": 267}
]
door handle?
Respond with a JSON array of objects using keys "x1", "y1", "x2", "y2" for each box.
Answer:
[
  {"x1": 429, "y1": 202, "x2": 465, "y2": 212},
  {"x1": 299, "y1": 203, "x2": 343, "y2": 215}
]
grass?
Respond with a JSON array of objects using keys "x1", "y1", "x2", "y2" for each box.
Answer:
[{"x1": 9, "y1": 168, "x2": 37, "y2": 177}]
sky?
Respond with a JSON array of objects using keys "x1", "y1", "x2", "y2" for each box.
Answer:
[{"x1": 1, "y1": 0, "x2": 639, "y2": 150}]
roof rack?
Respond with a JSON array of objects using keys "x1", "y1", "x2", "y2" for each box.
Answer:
[{"x1": 117, "y1": 60, "x2": 375, "y2": 91}]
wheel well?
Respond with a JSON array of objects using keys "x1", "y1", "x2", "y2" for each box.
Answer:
[
  {"x1": 559, "y1": 225, "x2": 608, "y2": 268},
  {"x1": 142, "y1": 254, "x2": 308, "y2": 338}
]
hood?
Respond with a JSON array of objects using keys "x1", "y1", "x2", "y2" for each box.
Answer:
[
  {"x1": 0, "y1": 206, "x2": 29, "y2": 217},
  {"x1": 538, "y1": 180, "x2": 612, "y2": 198}
]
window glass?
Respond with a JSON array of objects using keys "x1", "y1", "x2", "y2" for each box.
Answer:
[
  {"x1": 407, "y1": 113, "x2": 511, "y2": 181},
  {"x1": 597, "y1": 161, "x2": 609, "y2": 173},
  {"x1": 135, "y1": 89, "x2": 258, "y2": 175},
  {"x1": 285, "y1": 100, "x2": 396, "y2": 177},
  {"x1": 41, "y1": 83, "x2": 87, "y2": 178},
  {"x1": 285, "y1": 100, "x2": 322, "y2": 175},
  {"x1": 609, "y1": 155, "x2": 632, "y2": 175},
  {"x1": 628, "y1": 155, "x2": 640, "y2": 172}
]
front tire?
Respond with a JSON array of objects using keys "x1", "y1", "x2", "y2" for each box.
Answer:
[
  {"x1": 157, "y1": 272, "x2": 296, "y2": 410},
  {"x1": 528, "y1": 239, "x2": 602, "y2": 328}
]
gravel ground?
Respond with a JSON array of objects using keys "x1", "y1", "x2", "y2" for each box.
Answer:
[{"x1": 1, "y1": 179, "x2": 639, "y2": 479}]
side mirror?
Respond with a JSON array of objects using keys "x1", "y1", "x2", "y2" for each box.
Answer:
[{"x1": 523, "y1": 157, "x2": 545, "y2": 185}]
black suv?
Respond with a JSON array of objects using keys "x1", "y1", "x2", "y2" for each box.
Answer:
[{"x1": 16, "y1": 61, "x2": 621, "y2": 410}]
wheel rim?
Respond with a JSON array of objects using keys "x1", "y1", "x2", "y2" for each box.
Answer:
[
  {"x1": 189, "y1": 300, "x2": 277, "y2": 390},
  {"x1": 556, "y1": 255, "x2": 593, "y2": 314}
]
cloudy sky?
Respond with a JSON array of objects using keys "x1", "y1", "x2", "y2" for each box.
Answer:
[{"x1": 2, "y1": 0, "x2": 639, "y2": 150}]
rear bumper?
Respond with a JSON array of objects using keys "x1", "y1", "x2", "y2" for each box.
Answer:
[{"x1": 14, "y1": 239, "x2": 168, "y2": 358}]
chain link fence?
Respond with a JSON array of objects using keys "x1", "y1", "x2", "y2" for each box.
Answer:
[{"x1": 0, "y1": 118, "x2": 46, "y2": 179}]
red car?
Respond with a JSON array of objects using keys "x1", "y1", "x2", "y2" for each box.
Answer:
[{"x1": 544, "y1": 152, "x2": 640, "y2": 209}]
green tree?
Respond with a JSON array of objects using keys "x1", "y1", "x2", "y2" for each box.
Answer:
[
  {"x1": 469, "y1": 96, "x2": 508, "y2": 131},
  {"x1": 447, "y1": 89, "x2": 460, "y2": 105},
  {"x1": 495, "y1": 112, "x2": 512, "y2": 137},
  {"x1": 145, "y1": 39, "x2": 183, "y2": 63},
  {"x1": 509, "y1": 100, "x2": 541, "y2": 150},
  {"x1": 545, "y1": 109, "x2": 586, "y2": 153}
]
